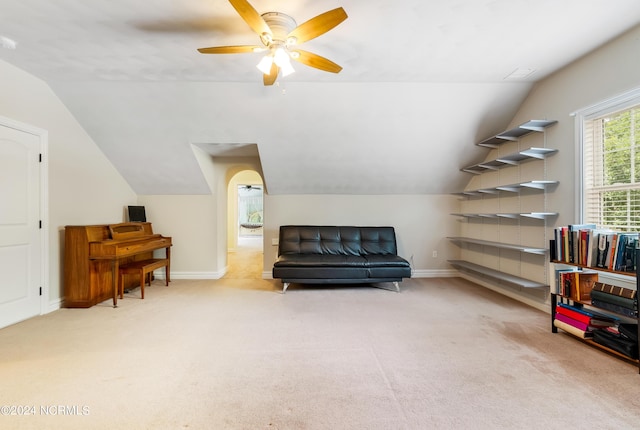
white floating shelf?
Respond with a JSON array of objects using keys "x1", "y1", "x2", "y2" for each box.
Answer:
[
  {"x1": 462, "y1": 148, "x2": 558, "y2": 174},
  {"x1": 476, "y1": 120, "x2": 558, "y2": 148},
  {"x1": 454, "y1": 180, "x2": 558, "y2": 196},
  {"x1": 447, "y1": 237, "x2": 547, "y2": 255},
  {"x1": 451, "y1": 212, "x2": 557, "y2": 219},
  {"x1": 448, "y1": 260, "x2": 548, "y2": 288}
]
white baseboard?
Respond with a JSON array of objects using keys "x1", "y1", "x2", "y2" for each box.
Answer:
[
  {"x1": 155, "y1": 270, "x2": 226, "y2": 280},
  {"x1": 46, "y1": 299, "x2": 62, "y2": 314}
]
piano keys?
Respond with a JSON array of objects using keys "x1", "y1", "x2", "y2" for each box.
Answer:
[{"x1": 64, "y1": 222, "x2": 172, "y2": 308}]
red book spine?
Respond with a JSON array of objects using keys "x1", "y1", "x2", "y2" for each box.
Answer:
[
  {"x1": 555, "y1": 313, "x2": 589, "y2": 332},
  {"x1": 555, "y1": 305, "x2": 591, "y2": 325}
]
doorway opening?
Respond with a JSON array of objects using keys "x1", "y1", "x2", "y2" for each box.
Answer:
[
  {"x1": 225, "y1": 170, "x2": 264, "y2": 279},
  {"x1": 237, "y1": 184, "x2": 263, "y2": 239}
]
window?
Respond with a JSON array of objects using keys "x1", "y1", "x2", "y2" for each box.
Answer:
[{"x1": 580, "y1": 89, "x2": 640, "y2": 231}]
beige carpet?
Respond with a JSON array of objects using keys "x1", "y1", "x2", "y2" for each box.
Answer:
[{"x1": 2, "y1": 253, "x2": 640, "y2": 429}]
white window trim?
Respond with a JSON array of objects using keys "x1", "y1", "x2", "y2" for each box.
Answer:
[{"x1": 572, "y1": 86, "x2": 640, "y2": 224}]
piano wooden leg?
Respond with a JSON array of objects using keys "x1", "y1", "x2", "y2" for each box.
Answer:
[
  {"x1": 166, "y1": 246, "x2": 171, "y2": 284},
  {"x1": 112, "y1": 260, "x2": 118, "y2": 308}
]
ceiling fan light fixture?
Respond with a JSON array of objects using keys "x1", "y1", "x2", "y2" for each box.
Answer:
[
  {"x1": 256, "y1": 55, "x2": 273, "y2": 74},
  {"x1": 280, "y1": 60, "x2": 295, "y2": 77},
  {"x1": 273, "y1": 47, "x2": 289, "y2": 66},
  {"x1": 197, "y1": 1, "x2": 347, "y2": 85},
  {"x1": 273, "y1": 47, "x2": 295, "y2": 76}
]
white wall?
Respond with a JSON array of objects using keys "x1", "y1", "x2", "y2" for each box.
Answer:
[
  {"x1": 516, "y1": 24, "x2": 640, "y2": 230},
  {"x1": 136, "y1": 195, "x2": 219, "y2": 277},
  {"x1": 264, "y1": 194, "x2": 460, "y2": 277},
  {"x1": 0, "y1": 60, "x2": 137, "y2": 308},
  {"x1": 137, "y1": 150, "x2": 266, "y2": 279},
  {"x1": 457, "y1": 24, "x2": 640, "y2": 308}
]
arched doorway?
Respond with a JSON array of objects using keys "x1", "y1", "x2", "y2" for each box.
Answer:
[{"x1": 225, "y1": 170, "x2": 264, "y2": 279}]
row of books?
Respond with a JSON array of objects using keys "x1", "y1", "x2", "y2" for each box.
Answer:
[
  {"x1": 555, "y1": 271, "x2": 637, "y2": 316},
  {"x1": 590, "y1": 281, "x2": 637, "y2": 318},
  {"x1": 553, "y1": 302, "x2": 617, "y2": 339},
  {"x1": 551, "y1": 224, "x2": 638, "y2": 272},
  {"x1": 554, "y1": 268, "x2": 598, "y2": 302},
  {"x1": 554, "y1": 302, "x2": 639, "y2": 358}
]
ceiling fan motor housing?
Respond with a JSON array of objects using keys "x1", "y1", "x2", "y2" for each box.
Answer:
[{"x1": 261, "y1": 12, "x2": 297, "y2": 46}]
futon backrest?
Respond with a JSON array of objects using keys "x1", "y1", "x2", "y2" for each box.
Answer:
[{"x1": 277, "y1": 226, "x2": 398, "y2": 256}]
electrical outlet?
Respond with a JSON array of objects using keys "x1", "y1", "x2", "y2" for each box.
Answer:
[{"x1": 432, "y1": 250, "x2": 438, "y2": 258}]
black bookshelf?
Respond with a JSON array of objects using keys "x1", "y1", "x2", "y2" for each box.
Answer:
[{"x1": 550, "y1": 246, "x2": 640, "y2": 372}]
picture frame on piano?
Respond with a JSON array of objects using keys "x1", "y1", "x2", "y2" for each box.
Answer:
[{"x1": 128, "y1": 205, "x2": 146, "y2": 222}]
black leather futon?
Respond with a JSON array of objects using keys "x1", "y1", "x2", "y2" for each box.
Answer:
[{"x1": 272, "y1": 225, "x2": 411, "y2": 293}]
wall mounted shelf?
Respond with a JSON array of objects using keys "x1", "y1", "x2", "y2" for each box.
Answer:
[
  {"x1": 451, "y1": 212, "x2": 558, "y2": 220},
  {"x1": 448, "y1": 260, "x2": 548, "y2": 288},
  {"x1": 454, "y1": 180, "x2": 559, "y2": 196},
  {"x1": 462, "y1": 147, "x2": 558, "y2": 174},
  {"x1": 476, "y1": 120, "x2": 558, "y2": 148},
  {"x1": 451, "y1": 118, "x2": 557, "y2": 296},
  {"x1": 447, "y1": 237, "x2": 547, "y2": 255}
]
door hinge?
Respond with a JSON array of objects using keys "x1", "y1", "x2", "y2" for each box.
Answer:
[
  {"x1": 39, "y1": 153, "x2": 42, "y2": 162},
  {"x1": 39, "y1": 220, "x2": 42, "y2": 229},
  {"x1": 39, "y1": 287, "x2": 42, "y2": 296}
]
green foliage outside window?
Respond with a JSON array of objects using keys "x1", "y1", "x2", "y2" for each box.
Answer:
[{"x1": 599, "y1": 108, "x2": 640, "y2": 231}]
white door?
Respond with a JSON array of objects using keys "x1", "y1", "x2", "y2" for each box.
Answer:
[{"x1": 0, "y1": 124, "x2": 42, "y2": 328}]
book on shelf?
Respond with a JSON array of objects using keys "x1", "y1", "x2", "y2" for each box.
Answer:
[
  {"x1": 590, "y1": 299, "x2": 637, "y2": 318},
  {"x1": 592, "y1": 281, "x2": 637, "y2": 299},
  {"x1": 555, "y1": 270, "x2": 598, "y2": 301},
  {"x1": 553, "y1": 319, "x2": 592, "y2": 339},
  {"x1": 590, "y1": 290, "x2": 637, "y2": 311},
  {"x1": 556, "y1": 303, "x2": 591, "y2": 324},
  {"x1": 553, "y1": 225, "x2": 637, "y2": 272},
  {"x1": 555, "y1": 312, "x2": 590, "y2": 332},
  {"x1": 553, "y1": 267, "x2": 578, "y2": 295},
  {"x1": 555, "y1": 268, "x2": 577, "y2": 296},
  {"x1": 570, "y1": 224, "x2": 596, "y2": 265},
  {"x1": 574, "y1": 271, "x2": 598, "y2": 302},
  {"x1": 556, "y1": 302, "x2": 617, "y2": 327},
  {"x1": 619, "y1": 323, "x2": 639, "y2": 343},
  {"x1": 592, "y1": 328, "x2": 639, "y2": 359},
  {"x1": 620, "y1": 235, "x2": 638, "y2": 272}
]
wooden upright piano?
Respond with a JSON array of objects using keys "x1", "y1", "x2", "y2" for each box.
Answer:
[{"x1": 64, "y1": 222, "x2": 172, "y2": 308}]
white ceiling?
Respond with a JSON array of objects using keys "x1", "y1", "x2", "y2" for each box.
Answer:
[{"x1": 1, "y1": 0, "x2": 639, "y2": 194}]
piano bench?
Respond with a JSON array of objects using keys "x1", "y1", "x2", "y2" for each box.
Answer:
[{"x1": 118, "y1": 258, "x2": 169, "y2": 300}]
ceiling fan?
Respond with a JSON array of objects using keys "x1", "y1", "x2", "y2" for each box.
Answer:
[
  {"x1": 198, "y1": 0, "x2": 348, "y2": 86},
  {"x1": 240, "y1": 185, "x2": 262, "y2": 191}
]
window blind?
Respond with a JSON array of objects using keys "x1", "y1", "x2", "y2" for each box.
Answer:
[{"x1": 584, "y1": 107, "x2": 640, "y2": 231}]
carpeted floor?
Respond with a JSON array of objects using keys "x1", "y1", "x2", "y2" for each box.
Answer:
[{"x1": 2, "y1": 245, "x2": 640, "y2": 429}]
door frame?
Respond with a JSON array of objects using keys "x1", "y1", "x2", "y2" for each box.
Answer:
[{"x1": 0, "y1": 115, "x2": 49, "y2": 315}]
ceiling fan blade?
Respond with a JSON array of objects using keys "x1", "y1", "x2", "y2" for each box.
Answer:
[
  {"x1": 287, "y1": 7, "x2": 348, "y2": 44},
  {"x1": 198, "y1": 45, "x2": 264, "y2": 54},
  {"x1": 229, "y1": 0, "x2": 272, "y2": 37},
  {"x1": 198, "y1": 45, "x2": 262, "y2": 54},
  {"x1": 263, "y1": 63, "x2": 279, "y2": 86},
  {"x1": 291, "y1": 50, "x2": 342, "y2": 73}
]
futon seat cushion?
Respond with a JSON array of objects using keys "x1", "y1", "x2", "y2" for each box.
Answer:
[
  {"x1": 363, "y1": 255, "x2": 411, "y2": 267},
  {"x1": 274, "y1": 254, "x2": 368, "y2": 267}
]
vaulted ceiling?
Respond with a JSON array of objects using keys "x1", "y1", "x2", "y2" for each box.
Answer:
[{"x1": 1, "y1": 0, "x2": 639, "y2": 195}]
